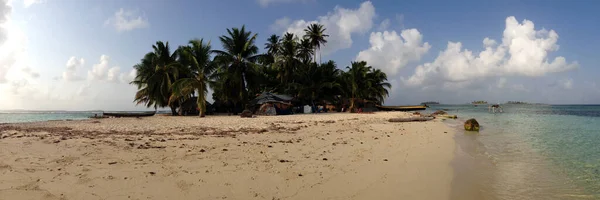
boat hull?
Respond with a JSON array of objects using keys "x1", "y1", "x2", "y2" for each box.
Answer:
[
  {"x1": 102, "y1": 111, "x2": 156, "y2": 118},
  {"x1": 376, "y1": 105, "x2": 427, "y2": 111}
]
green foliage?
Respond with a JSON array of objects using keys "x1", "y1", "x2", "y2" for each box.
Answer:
[{"x1": 130, "y1": 23, "x2": 392, "y2": 115}]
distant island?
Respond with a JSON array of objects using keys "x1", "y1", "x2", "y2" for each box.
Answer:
[
  {"x1": 420, "y1": 101, "x2": 440, "y2": 105},
  {"x1": 471, "y1": 101, "x2": 488, "y2": 105},
  {"x1": 506, "y1": 101, "x2": 528, "y2": 104}
]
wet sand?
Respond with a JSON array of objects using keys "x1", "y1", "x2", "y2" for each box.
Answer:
[{"x1": 0, "y1": 112, "x2": 456, "y2": 200}]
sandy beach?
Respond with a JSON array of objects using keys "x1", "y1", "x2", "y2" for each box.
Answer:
[{"x1": 0, "y1": 112, "x2": 455, "y2": 200}]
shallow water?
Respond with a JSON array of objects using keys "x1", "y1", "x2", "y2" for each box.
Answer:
[
  {"x1": 0, "y1": 112, "x2": 98, "y2": 123},
  {"x1": 433, "y1": 104, "x2": 600, "y2": 199}
]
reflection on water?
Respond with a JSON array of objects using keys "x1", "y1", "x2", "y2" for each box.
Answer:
[{"x1": 435, "y1": 105, "x2": 600, "y2": 199}]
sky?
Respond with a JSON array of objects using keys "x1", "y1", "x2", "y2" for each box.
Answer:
[{"x1": 1, "y1": 0, "x2": 599, "y2": 111}]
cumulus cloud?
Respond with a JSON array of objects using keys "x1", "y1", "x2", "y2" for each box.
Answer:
[
  {"x1": 355, "y1": 29, "x2": 431, "y2": 76},
  {"x1": 402, "y1": 16, "x2": 578, "y2": 89},
  {"x1": 0, "y1": 0, "x2": 12, "y2": 83},
  {"x1": 119, "y1": 68, "x2": 136, "y2": 83},
  {"x1": 61, "y1": 56, "x2": 85, "y2": 81},
  {"x1": 21, "y1": 66, "x2": 39, "y2": 78},
  {"x1": 272, "y1": 1, "x2": 376, "y2": 55},
  {"x1": 104, "y1": 8, "x2": 149, "y2": 32},
  {"x1": 23, "y1": 0, "x2": 44, "y2": 8},
  {"x1": 270, "y1": 17, "x2": 291, "y2": 32},
  {"x1": 377, "y1": 19, "x2": 390, "y2": 31},
  {"x1": 87, "y1": 55, "x2": 122, "y2": 82},
  {"x1": 555, "y1": 78, "x2": 573, "y2": 90}
]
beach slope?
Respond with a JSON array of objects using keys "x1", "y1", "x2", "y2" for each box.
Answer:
[{"x1": 0, "y1": 112, "x2": 455, "y2": 200}]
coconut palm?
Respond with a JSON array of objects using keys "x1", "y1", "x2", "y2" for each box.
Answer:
[
  {"x1": 304, "y1": 23, "x2": 329, "y2": 63},
  {"x1": 277, "y1": 32, "x2": 300, "y2": 89},
  {"x1": 169, "y1": 39, "x2": 215, "y2": 117},
  {"x1": 342, "y1": 61, "x2": 371, "y2": 112},
  {"x1": 291, "y1": 61, "x2": 341, "y2": 111},
  {"x1": 212, "y1": 25, "x2": 262, "y2": 110},
  {"x1": 131, "y1": 41, "x2": 184, "y2": 115},
  {"x1": 265, "y1": 34, "x2": 281, "y2": 57},
  {"x1": 365, "y1": 68, "x2": 391, "y2": 104},
  {"x1": 340, "y1": 61, "x2": 391, "y2": 111},
  {"x1": 298, "y1": 38, "x2": 314, "y2": 64}
]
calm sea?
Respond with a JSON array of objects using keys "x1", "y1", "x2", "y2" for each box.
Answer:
[
  {"x1": 0, "y1": 111, "x2": 169, "y2": 123},
  {"x1": 2, "y1": 106, "x2": 599, "y2": 199},
  {"x1": 430, "y1": 104, "x2": 600, "y2": 199}
]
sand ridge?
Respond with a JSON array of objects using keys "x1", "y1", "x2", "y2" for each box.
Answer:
[{"x1": 0, "y1": 112, "x2": 455, "y2": 200}]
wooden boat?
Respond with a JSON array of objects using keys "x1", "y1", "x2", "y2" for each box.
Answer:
[
  {"x1": 376, "y1": 105, "x2": 427, "y2": 111},
  {"x1": 102, "y1": 111, "x2": 156, "y2": 118}
]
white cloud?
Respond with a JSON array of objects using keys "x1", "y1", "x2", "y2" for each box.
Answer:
[
  {"x1": 104, "y1": 8, "x2": 149, "y2": 32},
  {"x1": 377, "y1": 19, "x2": 390, "y2": 31},
  {"x1": 558, "y1": 78, "x2": 573, "y2": 90},
  {"x1": 87, "y1": 55, "x2": 121, "y2": 82},
  {"x1": 0, "y1": 0, "x2": 12, "y2": 83},
  {"x1": 257, "y1": 0, "x2": 312, "y2": 7},
  {"x1": 23, "y1": 0, "x2": 43, "y2": 8},
  {"x1": 403, "y1": 16, "x2": 578, "y2": 88},
  {"x1": 1, "y1": 0, "x2": 38, "y2": 85},
  {"x1": 62, "y1": 56, "x2": 85, "y2": 81},
  {"x1": 496, "y1": 77, "x2": 506, "y2": 88},
  {"x1": 270, "y1": 17, "x2": 291, "y2": 32},
  {"x1": 273, "y1": 1, "x2": 376, "y2": 55},
  {"x1": 77, "y1": 83, "x2": 91, "y2": 96},
  {"x1": 119, "y1": 68, "x2": 136, "y2": 83},
  {"x1": 21, "y1": 66, "x2": 39, "y2": 78},
  {"x1": 355, "y1": 29, "x2": 430, "y2": 76}
]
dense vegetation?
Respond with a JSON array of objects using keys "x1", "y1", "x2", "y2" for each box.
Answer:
[{"x1": 130, "y1": 24, "x2": 391, "y2": 117}]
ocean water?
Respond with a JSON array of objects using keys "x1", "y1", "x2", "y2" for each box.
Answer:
[
  {"x1": 430, "y1": 104, "x2": 600, "y2": 199},
  {"x1": 0, "y1": 111, "x2": 100, "y2": 123}
]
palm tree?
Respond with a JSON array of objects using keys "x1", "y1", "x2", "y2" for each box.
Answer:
[
  {"x1": 298, "y1": 38, "x2": 314, "y2": 64},
  {"x1": 213, "y1": 25, "x2": 262, "y2": 111},
  {"x1": 265, "y1": 34, "x2": 281, "y2": 57},
  {"x1": 343, "y1": 61, "x2": 370, "y2": 112},
  {"x1": 292, "y1": 61, "x2": 341, "y2": 112},
  {"x1": 341, "y1": 61, "x2": 391, "y2": 112},
  {"x1": 365, "y1": 68, "x2": 391, "y2": 104},
  {"x1": 131, "y1": 41, "x2": 184, "y2": 115},
  {"x1": 170, "y1": 39, "x2": 215, "y2": 117},
  {"x1": 277, "y1": 32, "x2": 300, "y2": 89},
  {"x1": 304, "y1": 23, "x2": 329, "y2": 63}
]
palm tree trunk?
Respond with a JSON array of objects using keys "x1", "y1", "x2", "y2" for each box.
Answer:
[
  {"x1": 170, "y1": 105, "x2": 177, "y2": 116},
  {"x1": 197, "y1": 89, "x2": 206, "y2": 118},
  {"x1": 314, "y1": 48, "x2": 317, "y2": 64},
  {"x1": 349, "y1": 97, "x2": 355, "y2": 113}
]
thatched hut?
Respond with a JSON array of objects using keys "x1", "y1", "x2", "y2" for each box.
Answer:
[
  {"x1": 252, "y1": 92, "x2": 294, "y2": 115},
  {"x1": 178, "y1": 97, "x2": 214, "y2": 116}
]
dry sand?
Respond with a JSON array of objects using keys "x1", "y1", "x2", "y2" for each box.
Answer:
[{"x1": 0, "y1": 112, "x2": 456, "y2": 200}]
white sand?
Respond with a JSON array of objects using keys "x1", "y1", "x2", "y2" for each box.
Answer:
[{"x1": 0, "y1": 112, "x2": 456, "y2": 200}]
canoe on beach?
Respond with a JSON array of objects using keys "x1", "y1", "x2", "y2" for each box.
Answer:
[
  {"x1": 376, "y1": 105, "x2": 427, "y2": 111},
  {"x1": 102, "y1": 111, "x2": 156, "y2": 118}
]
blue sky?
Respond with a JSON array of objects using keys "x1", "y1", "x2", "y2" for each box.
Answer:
[{"x1": 1, "y1": 0, "x2": 599, "y2": 110}]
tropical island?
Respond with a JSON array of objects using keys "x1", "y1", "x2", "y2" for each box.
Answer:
[
  {"x1": 421, "y1": 101, "x2": 440, "y2": 105},
  {"x1": 130, "y1": 24, "x2": 391, "y2": 117},
  {"x1": 0, "y1": 24, "x2": 455, "y2": 200},
  {"x1": 471, "y1": 100, "x2": 488, "y2": 105}
]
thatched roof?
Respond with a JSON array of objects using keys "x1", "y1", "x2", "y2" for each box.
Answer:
[{"x1": 253, "y1": 92, "x2": 293, "y2": 105}]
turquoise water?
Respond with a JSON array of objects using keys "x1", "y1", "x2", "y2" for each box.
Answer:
[
  {"x1": 431, "y1": 104, "x2": 600, "y2": 199},
  {"x1": 0, "y1": 111, "x2": 99, "y2": 123}
]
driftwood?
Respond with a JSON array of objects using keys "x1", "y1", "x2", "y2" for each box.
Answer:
[
  {"x1": 388, "y1": 117, "x2": 434, "y2": 122},
  {"x1": 437, "y1": 114, "x2": 457, "y2": 119}
]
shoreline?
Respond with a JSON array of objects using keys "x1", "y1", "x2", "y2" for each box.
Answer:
[
  {"x1": 443, "y1": 111, "x2": 593, "y2": 200},
  {"x1": 0, "y1": 112, "x2": 457, "y2": 200}
]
